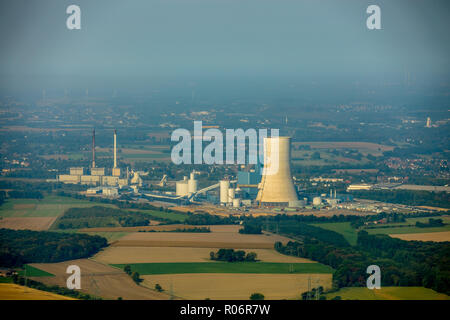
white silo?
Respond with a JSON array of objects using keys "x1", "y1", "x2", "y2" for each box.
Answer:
[
  {"x1": 256, "y1": 136, "x2": 298, "y2": 205},
  {"x1": 228, "y1": 188, "x2": 235, "y2": 203},
  {"x1": 233, "y1": 198, "x2": 241, "y2": 208},
  {"x1": 176, "y1": 180, "x2": 189, "y2": 196},
  {"x1": 188, "y1": 172, "x2": 198, "y2": 194},
  {"x1": 220, "y1": 180, "x2": 230, "y2": 204}
]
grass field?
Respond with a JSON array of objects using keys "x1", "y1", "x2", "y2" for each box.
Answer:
[
  {"x1": 142, "y1": 273, "x2": 332, "y2": 300},
  {"x1": 311, "y1": 222, "x2": 357, "y2": 245},
  {"x1": 312, "y1": 217, "x2": 450, "y2": 244},
  {"x1": 80, "y1": 231, "x2": 130, "y2": 243},
  {"x1": 325, "y1": 287, "x2": 450, "y2": 300},
  {"x1": 0, "y1": 195, "x2": 116, "y2": 218},
  {"x1": 0, "y1": 283, "x2": 76, "y2": 300},
  {"x1": 18, "y1": 265, "x2": 54, "y2": 277},
  {"x1": 112, "y1": 262, "x2": 334, "y2": 275}
]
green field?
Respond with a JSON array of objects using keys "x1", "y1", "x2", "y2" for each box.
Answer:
[
  {"x1": 80, "y1": 231, "x2": 130, "y2": 243},
  {"x1": 312, "y1": 217, "x2": 450, "y2": 242},
  {"x1": 133, "y1": 209, "x2": 188, "y2": 222},
  {"x1": 0, "y1": 195, "x2": 117, "y2": 218},
  {"x1": 311, "y1": 222, "x2": 357, "y2": 245},
  {"x1": 18, "y1": 265, "x2": 54, "y2": 277},
  {"x1": 325, "y1": 287, "x2": 450, "y2": 300},
  {"x1": 112, "y1": 262, "x2": 334, "y2": 275}
]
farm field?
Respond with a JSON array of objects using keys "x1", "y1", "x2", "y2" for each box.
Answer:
[
  {"x1": 142, "y1": 273, "x2": 332, "y2": 300},
  {"x1": 0, "y1": 196, "x2": 117, "y2": 231},
  {"x1": 111, "y1": 228, "x2": 291, "y2": 249},
  {"x1": 94, "y1": 247, "x2": 316, "y2": 264},
  {"x1": 79, "y1": 224, "x2": 193, "y2": 233},
  {"x1": 325, "y1": 287, "x2": 450, "y2": 300},
  {"x1": 0, "y1": 195, "x2": 116, "y2": 218},
  {"x1": 390, "y1": 231, "x2": 450, "y2": 242},
  {"x1": 311, "y1": 222, "x2": 357, "y2": 245},
  {"x1": 18, "y1": 265, "x2": 54, "y2": 277},
  {"x1": 80, "y1": 231, "x2": 130, "y2": 243},
  {"x1": 0, "y1": 283, "x2": 76, "y2": 300},
  {"x1": 29, "y1": 259, "x2": 171, "y2": 300},
  {"x1": 0, "y1": 216, "x2": 57, "y2": 231},
  {"x1": 366, "y1": 224, "x2": 450, "y2": 235},
  {"x1": 112, "y1": 262, "x2": 334, "y2": 275}
]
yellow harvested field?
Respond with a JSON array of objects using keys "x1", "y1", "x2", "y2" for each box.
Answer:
[
  {"x1": 0, "y1": 283, "x2": 76, "y2": 300},
  {"x1": 94, "y1": 247, "x2": 315, "y2": 264},
  {"x1": 390, "y1": 231, "x2": 450, "y2": 242},
  {"x1": 142, "y1": 273, "x2": 332, "y2": 300},
  {"x1": 112, "y1": 230, "x2": 290, "y2": 249},
  {"x1": 30, "y1": 259, "x2": 171, "y2": 300},
  {"x1": 0, "y1": 217, "x2": 57, "y2": 230}
]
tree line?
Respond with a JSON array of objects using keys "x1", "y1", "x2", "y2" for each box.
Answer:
[{"x1": 0, "y1": 229, "x2": 108, "y2": 268}]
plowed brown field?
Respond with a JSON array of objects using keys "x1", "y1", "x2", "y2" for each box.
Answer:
[{"x1": 0, "y1": 217, "x2": 57, "y2": 230}]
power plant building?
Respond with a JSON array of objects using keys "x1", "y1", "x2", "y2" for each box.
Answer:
[{"x1": 58, "y1": 130, "x2": 129, "y2": 187}]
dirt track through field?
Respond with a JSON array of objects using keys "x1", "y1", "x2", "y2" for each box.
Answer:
[{"x1": 29, "y1": 259, "x2": 171, "y2": 300}]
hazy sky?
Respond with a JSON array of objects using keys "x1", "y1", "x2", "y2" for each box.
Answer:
[{"x1": 1, "y1": 0, "x2": 449, "y2": 90}]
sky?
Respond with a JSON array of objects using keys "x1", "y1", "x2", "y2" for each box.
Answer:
[{"x1": 0, "y1": 0, "x2": 449, "y2": 92}]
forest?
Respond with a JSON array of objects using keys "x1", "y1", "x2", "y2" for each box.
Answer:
[
  {"x1": 271, "y1": 220, "x2": 450, "y2": 295},
  {"x1": 0, "y1": 229, "x2": 107, "y2": 267},
  {"x1": 54, "y1": 206, "x2": 151, "y2": 229}
]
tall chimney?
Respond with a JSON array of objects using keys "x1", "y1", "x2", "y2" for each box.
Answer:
[
  {"x1": 92, "y1": 129, "x2": 96, "y2": 168},
  {"x1": 114, "y1": 129, "x2": 117, "y2": 168}
]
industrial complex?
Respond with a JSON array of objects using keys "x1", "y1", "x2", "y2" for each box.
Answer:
[{"x1": 54, "y1": 133, "x2": 355, "y2": 211}]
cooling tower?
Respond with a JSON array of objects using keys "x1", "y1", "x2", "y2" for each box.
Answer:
[{"x1": 256, "y1": 136, "x2": 298, "y2": 206}]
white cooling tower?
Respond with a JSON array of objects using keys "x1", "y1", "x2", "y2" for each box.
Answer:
[{"x1": 256, "y1": 136, "x2": 298, "y2": 205}]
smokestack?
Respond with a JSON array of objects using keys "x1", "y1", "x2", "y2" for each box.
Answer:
[
  {"x1": 92, "y1": 129, "x2": 96, "y2": 168},
  {"x1": 256, "y1": 136, "x2": 298, "y2": 205},
  {"x1": 114, "y1": 129, "x2": 117, "y2": 168}
]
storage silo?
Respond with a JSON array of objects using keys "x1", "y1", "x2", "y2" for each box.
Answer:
[
  {"x1": 233, "y1": 198, "x2": 241, "y2": 208},
  {"x1": 219, "y1": 180, "x2": 230, "y2": 204},
  {"x1": 188, "y1": 172, "x2": 198, "y2": 194},
  {"x1": 176, "y1": 180, "x2": 189, "y2": 196},
  {"x1": 228, "y1": 188, "x2": 235, "y2": 203},
  {"x1": 256, "y1": 136, "x2": 298, "y2": 206}
]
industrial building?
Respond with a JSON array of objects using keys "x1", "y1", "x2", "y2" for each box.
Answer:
[{"x1": 58, "y1": 129, "x2": 129, "y2": 187}]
